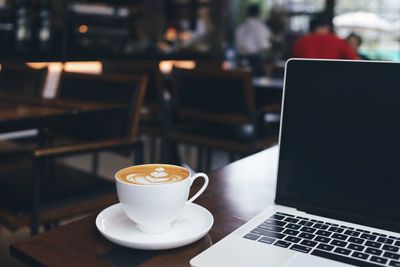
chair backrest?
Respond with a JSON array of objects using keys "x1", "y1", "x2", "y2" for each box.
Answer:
[
  {"x1": 0, "y1": 63, "x2": 48, "y2": 97},
  {"x1": 56, "y1": 72, "x2": 147, "y2": 139},
  {"x1": 171, "y1": 68, "x2": 256, "y2": 124},
  {"x1": 102, "y1": 61, "x2": 163, "y2": 107}
]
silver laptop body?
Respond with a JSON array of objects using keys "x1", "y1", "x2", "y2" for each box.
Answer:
[{"x1": 191, "y1": 59, "x2": 400, "y2": 267}]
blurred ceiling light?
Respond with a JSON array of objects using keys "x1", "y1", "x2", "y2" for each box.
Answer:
[
  {"x1": 48, "y1": 63, "x2": 63, "y2": 72},
  {"x1": 78, "y1": 25, "x2": 89, "y2": 33},
  {"x1": 159, "y1": 60, "x2": 196, "y2": 74},
  {"x1": 165, "y1": 28, "x2": 178, "y2": 42},
  {"x1": 26, "y1": 62, "x2": 50, "y2": 69},
  {"x1": 63, "y1": 61, "x2": 102, "y2": 74}
]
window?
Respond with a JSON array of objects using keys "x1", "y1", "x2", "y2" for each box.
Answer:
[{"x1": 335, "y1": 0, "x2": 400, "y2": 60}]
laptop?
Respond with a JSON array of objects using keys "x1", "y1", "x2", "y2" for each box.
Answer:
[{"x1": 190, "y1": 59, "x2": 400, "y2": 267}]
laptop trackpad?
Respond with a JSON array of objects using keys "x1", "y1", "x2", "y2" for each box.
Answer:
[{"x1": 284, "y1": 254, "x2": 352, "y2": 267}]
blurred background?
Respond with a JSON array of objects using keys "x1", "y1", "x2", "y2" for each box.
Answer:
[{"x1": 0, "y1": 0, "x2": 399, "y2": 62}]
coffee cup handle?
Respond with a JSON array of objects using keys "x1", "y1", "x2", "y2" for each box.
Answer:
[{"x1": 187, "y1": 173, "x2": 209, "y2": 203}]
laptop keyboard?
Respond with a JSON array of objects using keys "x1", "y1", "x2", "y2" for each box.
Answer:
[{"x1": 243, "y1": 212, "x2": 400, "y2": 267}]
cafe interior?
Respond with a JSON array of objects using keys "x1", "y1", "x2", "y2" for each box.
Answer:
[{"x1": 1, "y1": 0, "x2": 400, "y2": 266}]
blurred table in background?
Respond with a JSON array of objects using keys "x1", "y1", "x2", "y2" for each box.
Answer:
[{"x1": 0, "y1": 91, "x2": 126, "y2": 134}]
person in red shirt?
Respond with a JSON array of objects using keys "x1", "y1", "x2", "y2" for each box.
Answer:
[{"x1": 292, "y1": 14, "x2": 358, "y2": 60}]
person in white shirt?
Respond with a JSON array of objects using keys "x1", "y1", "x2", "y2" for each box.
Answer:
[{"x1": 235, "y1": 4, "x2": 271, "y2": 77}]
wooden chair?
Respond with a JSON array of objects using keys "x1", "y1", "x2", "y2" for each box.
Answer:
[
  {"x1": 102, "y1": 61, "x2": 166, "y2": 162},
  {"x1": 0, "y1": 73, "x2": 148, "y2": 235},
  {"x1": 0, "y1": 63, "x2": 49, "y2": 155},
  {"x1": 165, "y1": 68, "x2": 280, "y2": 171},
  {"x1": 51, "y1": 71, "x2": 148, "y2": 141},
  {"x1": 0, "y1": 62, "x2": 48, "y2": 97}
]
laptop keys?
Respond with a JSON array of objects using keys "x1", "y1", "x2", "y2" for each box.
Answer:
[
  {"x1": 384, "y1": 252, "x2": 400, "y2": 260},
  {"x1": 383, "y1": 245, "x2": 399, "y2": 253},
  {"x1": 370, "y1": 256, "x2": 387, "y2": 265},
  {"x1": 344, "y1": 230, "x2": 360, "y2": 237},
  {"x1": 365, "y1": 241, "x2": 382, "y2": 249},
  {"x1": 340, "y1": 226, "x2": 354, "y2": 230},
  {"x1": 302, "y1": 221, "x2": 314, "y2": 227},
  {"x1": 298, "y1": 232, "x2": 315, "y2": 240},
  {"x1": 271, "y1": 214, "x2": 285, "y2": 220},
  {"x1": 274, "y1": 240, "x2": 292, "y2": 248},
  {"x1": 315, "y1": 230, "x2": 331, "y2": 237},
  {"x1": 357, "y1": 229, "x2": 371, "y2": 233},
  {"x1": 314, "y1": 236, "x2": 331, "y2": 243},
  {"x1": 251, "y1": 228, "x2": 286, "y2": 239},
  {"x1": 286, "y1": 223, "x2": 301, "y2": 230},
  {"x1": 290, "y1": 244, "x2": 312, "y2": 254},
  {"x1": 373, "y1": 232, "x2": 387, "y2": 237},
  {"x1": 284, "y1": 217, "x2": 299, "y2": 223},
  {"x1": 334, "y1": 247, "x2": 352, "y2": 256},
  {"x1": 258, "y1": 223, "x2": 284, "y2": 233},
  {"x1": 313, "y1": 223, "x2": 329, "y2": 230},
  {"x1": 258, "y1": 237, "x2": 275, "y2": 244},
  {"x1": 361, "y1": 233, "x2": 378, "y2": 241},
  {"x1": 365, "y1": 247, "x2": 383, "y2": 256},
  {"x1": 284, "y1": 236, "x2": 301, "y2": 243},
  {"x1": 264, "y1": 218, "x2": 286, "y2": 226},
  {"x1": 243, "y1": 233, "x2": 260, "y2": 240},
  {"x1": 300, "y1": 240, "x2": 317, "y2": 248},
  {"x1": 351, "y1": 251, "x2": 369, "y2": 260},
  {"x1": 348, "y1": 243, "x2": 365, "y2": 251},
  {"x1": 378, "y1": 237, "x2": 394, "y2": 245},
  {"x1": 328, "y1": 227, "x2": 345, "y2": 233},
  {"x1": 244, "y1": 212, "x2": 400, "y2": 267},
  {"x1": 317, "y1": 243, "x2": 334, "y2": 251},
  {"x1": 283, "y1": 229, "x2": 300, "y2": 236},
  {"x1": 348, "y1": 237, "x2": 364, "y2": 244},
  {"x1": 333, "y1": 234, "x2": 349, "y2": 241},
  {"x1": 276, "y1": 212, "x2": 294, "y2": 217},
  {"x1": 331, "y1": 240, "x2": 348, "y2": 247},
  {"x1": 300, "y1": 227, "x2": 316, "y2": 233}
]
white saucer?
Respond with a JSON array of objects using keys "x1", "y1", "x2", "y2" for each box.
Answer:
[{"x1": 96, "y1": 203, "x2": 214, "y2": 250}]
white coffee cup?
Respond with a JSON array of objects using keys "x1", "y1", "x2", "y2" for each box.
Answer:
[{"x1": 115, "y1": 164, "x2": 209, "y2": 234}]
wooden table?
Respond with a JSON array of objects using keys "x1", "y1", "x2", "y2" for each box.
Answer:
[{"x1": 10, "y1": 146, "x2": 279, "y2": 267}]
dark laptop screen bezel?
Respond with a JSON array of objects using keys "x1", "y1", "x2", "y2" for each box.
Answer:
[{"x1": 275, "y1": 59, "x2": 400, "y2": 233}]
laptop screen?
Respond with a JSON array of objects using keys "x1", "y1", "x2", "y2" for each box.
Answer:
[{"x1": 276, "y1": 59, "x2": 400, "y2": 232}]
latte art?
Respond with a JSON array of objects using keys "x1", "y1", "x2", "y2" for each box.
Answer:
[
  {"x1": 126, "y1": 167, "x2": 179, "y2": 185},
  {"x1": 116, "y1": 165, "x2": 189, "y2": 185}
]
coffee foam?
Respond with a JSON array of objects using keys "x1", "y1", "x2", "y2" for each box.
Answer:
[{"x1": 116, "y1": 165, "x2": 189, "y2": 185}]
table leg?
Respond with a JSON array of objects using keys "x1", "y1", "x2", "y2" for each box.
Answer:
[
  {"x1": 134, "y1": 141, "x2": 144, "y2": 165},
  {"x1": 160, "y1": 139, "x2": 180, "y2": 165},
  {"x1": 92, "y1": 152, "x2": 99, "y2": 175},
  {"x1": 205, "y1": 148, "x2": 212, "y2": 172},
  {"x1": 197, "y1": 145, "x2": 204, "y2": 171},
  {"x1": 31, "y1": 158, "x2": 44, "y2": 235}
]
